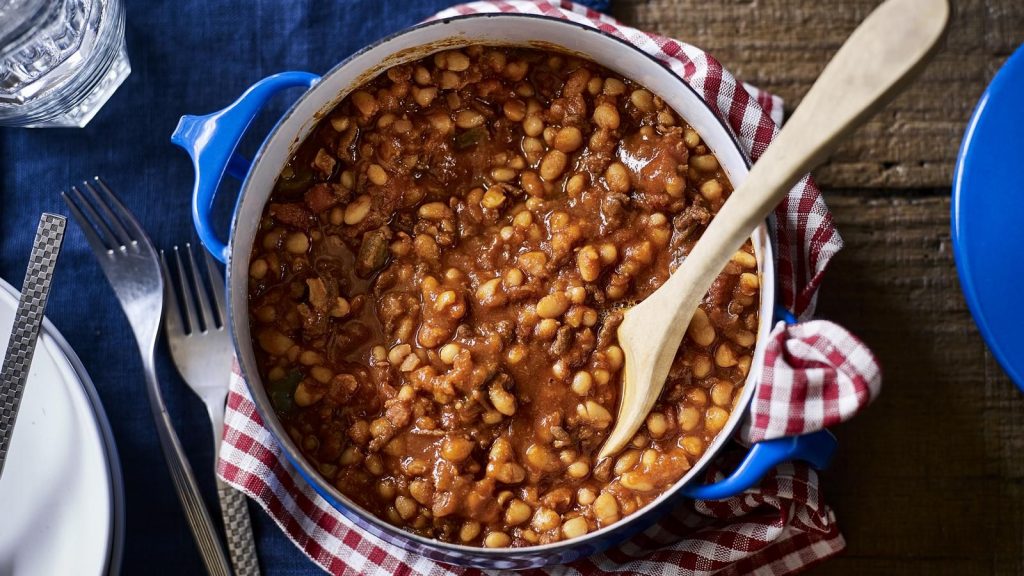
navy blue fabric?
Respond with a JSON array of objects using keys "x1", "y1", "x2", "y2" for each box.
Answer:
[{"x1": 0, "y1": 1, "x2": 607, "y2": 574}]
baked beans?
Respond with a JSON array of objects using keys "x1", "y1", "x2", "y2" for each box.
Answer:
[{"x1": 248, "y1": 47, "x2": 759, "y2": 547}]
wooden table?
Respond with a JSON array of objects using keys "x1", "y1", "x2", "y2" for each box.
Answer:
[{"x1": 611, "y1": 0, "x2": 1024, "y2": 572}]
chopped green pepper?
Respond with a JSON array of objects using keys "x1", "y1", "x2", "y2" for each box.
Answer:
[
  {"x1": 454, "y1": 127, "x2": 488, "y2": 150},
  {"x1": 268, "y1": 369, "x2": 303, "y2": 415},
  {"x1": 274, "y1": 166, "x2": 314, "y2": 197}
]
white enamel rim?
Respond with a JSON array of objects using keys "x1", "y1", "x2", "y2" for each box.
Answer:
[{"x1": 226, "y1": 13, "x2": 775, "y2": 555}]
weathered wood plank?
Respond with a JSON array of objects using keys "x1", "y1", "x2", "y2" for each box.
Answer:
[
  {"x1": 611, "y1": 0, "x2": 1023, "y2": 189},
  {"x1": 608, "y1": 1, "x2": 1024, "y2": 570},
  {"x1": 802, "y1": 194, "x2": 1024, "y2": 574}
]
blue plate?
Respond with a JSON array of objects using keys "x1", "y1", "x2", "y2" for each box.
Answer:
[{"x1": 953, "y1": 43, "x2": 1024, "y2": 390}]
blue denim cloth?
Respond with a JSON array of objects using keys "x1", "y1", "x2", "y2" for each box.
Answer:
[{"x1": 0, "y1": 0, "x2": 607, "y2": 573}]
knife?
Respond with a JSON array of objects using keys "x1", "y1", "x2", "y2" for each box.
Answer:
[{"x1": 0, "y1": 213, "x2": 67, "y2": 478}]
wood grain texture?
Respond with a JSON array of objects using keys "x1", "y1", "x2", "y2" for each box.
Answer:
[
  {"x1": 807, "y1": 194, "x2": 1024, "y2": 574},
  {"x1": 603, "y1": 1, "x2": 949, "y2": 460},
  {"x1": 610, "y1": 2, "x2": 1024, "y2": 571},
  {"x1": 611, "y1": 0, "x2": 1023, "y2": 189}
]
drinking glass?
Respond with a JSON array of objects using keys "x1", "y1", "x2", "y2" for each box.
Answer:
[{"x1": 0, "y1": 0, "x2": 130, "y2": 128}]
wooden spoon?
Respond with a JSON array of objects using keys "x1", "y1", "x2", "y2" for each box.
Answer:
[{"x1": 598, "y1": 0, "x2": 949, "y2": 460}]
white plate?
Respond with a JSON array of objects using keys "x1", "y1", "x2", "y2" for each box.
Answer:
[{"x1": 0, "y1": 279, "x2": 122, "y2": 576}]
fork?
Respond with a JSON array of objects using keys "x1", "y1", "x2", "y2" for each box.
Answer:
[
  {"x1": 161, "y1": 243, "x2": 261, "y2": 576},
  {"x1": 62, "y1": 178, "x2": 231, "y2": 576}
]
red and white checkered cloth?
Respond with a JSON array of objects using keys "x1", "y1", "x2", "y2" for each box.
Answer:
[{"x1": 217, "y1": 2, "x2": 883, "y2": 574}]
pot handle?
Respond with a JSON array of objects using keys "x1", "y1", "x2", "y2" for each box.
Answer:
[
  {"x1": 680, "y1": 430, "x2": 837, "y2": 500},
  {"x1": 680, "y1": 306, "x2": 836, "y2": 500},
  {"x1": 171, "y1": 71, "x2": 321, "y2": 263}
]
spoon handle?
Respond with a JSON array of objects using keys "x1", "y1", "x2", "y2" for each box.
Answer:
[
  {"x1": 667, "y1": 0, "x2": 949, "y2": 301},
  {"x1": 724, "y1": 0, "x2": 949, "y2": 225},
  {"x1": 602, "y1": 0, "x2": 948, "y2": 459}
]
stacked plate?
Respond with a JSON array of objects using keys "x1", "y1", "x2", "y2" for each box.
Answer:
[{"x1": 0, "y1": 279, "x2": 124, "y2": 575}]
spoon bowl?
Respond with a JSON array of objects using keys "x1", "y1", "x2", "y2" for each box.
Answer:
[{"x1": 599, "y1": 0, "x2": 950, "y2": 460}]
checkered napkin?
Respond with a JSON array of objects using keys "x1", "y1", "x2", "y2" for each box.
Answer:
[{"x1": 217, "y1": 2, "x2": 883, "y2": 574}]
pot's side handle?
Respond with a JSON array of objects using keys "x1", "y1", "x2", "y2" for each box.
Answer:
[
  {"x1": 680, "y1": 430, "x2": 836, "y2": 500},
  {"x1": 680, "y1": 305, "x2": 835, "y2": 501},
  {"x1": 171, "y1": 71, "x2": 321, "y2": 263}
]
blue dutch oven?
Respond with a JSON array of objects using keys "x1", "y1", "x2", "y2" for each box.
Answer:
[{"x1": 172, "y1": 14, "x2": 836, "y2": 569}]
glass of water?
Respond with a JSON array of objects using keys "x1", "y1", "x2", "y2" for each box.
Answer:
[{"x1": 0, "y1": 0, "x2": 130, "y2": 128}]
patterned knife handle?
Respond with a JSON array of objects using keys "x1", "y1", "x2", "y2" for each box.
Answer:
[
  {"x1": 217, "y1": 478, "x2": 261, "y2": 576},
  {"x1": 0, "y1": 214, "x2": 66, "y2": 477}
]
